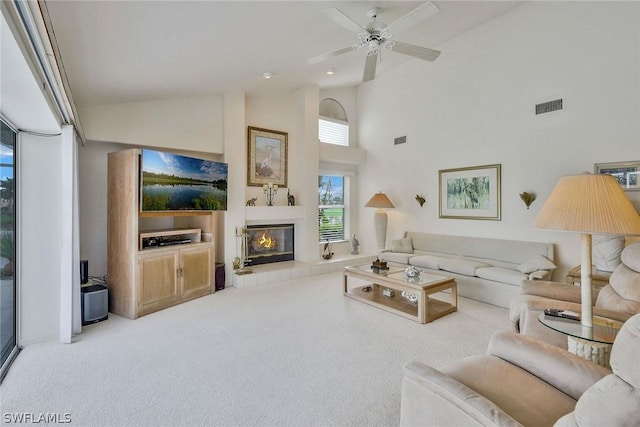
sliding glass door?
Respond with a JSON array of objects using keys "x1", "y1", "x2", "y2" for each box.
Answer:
[{"x1": 0, "y1": 120, "x2": 17, "y2": 378}]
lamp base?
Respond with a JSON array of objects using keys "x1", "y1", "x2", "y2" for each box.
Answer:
[{"x1": 374, "y1": 210, "x2": 388, "y2": 250}]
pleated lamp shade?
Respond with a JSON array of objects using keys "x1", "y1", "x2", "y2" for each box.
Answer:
[
  {"x1": 534, "y1": 174, "x2": 640, "y2": 235},
  {"x1": 365, "y1": 192, "x2": 395, "y2": 209}
]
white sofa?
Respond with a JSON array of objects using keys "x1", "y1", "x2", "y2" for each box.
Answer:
[{"x1": 379, "y1": 232, "x2": 555, "y2": 308}]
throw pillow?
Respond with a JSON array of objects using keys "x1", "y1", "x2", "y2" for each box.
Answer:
[
  {"x1": 391, "y1": 237, "x2": 413, "y2": 254},
  {"x1": 517, "y1": 255, "x2": 557, "y2": 274}
]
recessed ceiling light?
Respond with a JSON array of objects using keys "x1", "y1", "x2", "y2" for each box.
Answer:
[
  {"x1": 262, "y1": 72, "x2": 273, "y2": 79},
  {"x1": 326, "y1": 68, "x2": 334, "y2": 75}
]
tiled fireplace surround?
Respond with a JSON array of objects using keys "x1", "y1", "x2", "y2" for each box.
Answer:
[{"x1": 232, "y1": 207, "x2": 375, "y2": 288}]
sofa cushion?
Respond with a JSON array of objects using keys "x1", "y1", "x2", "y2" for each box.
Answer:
[
  {"x1": 409, "y1": 255, "x2": 446, "y2": 270},
  {"x1": 621, "y1": 242, "x2": 640, "y2": 273},
  {"x1": 595, "y1": 285, "x2": 640, "y2": 315},
  {"x1": 516, "y1": 255, "x2": 556, "y2": 274},
  {"x1": 444, "y1": 355, "x2": 577, "y2": 427},
  {"x1": 439, "y1": 259, "x2": 491, "y2": 277},
  {"x1": 608, "y1": 263, "x2": 640, "y2": 303},
  {"x1": 610, "y1": 313, "x2": 640, "y2": 388},
  {"x1": 476, "y1": 267, "x2": 527, "y2": 286},
  {"x1": 379, "y1": 252, "x2": 413, "y2": 264},
  {"x1": 391, "y1": 237, "x2": 414, "y2": 254}
]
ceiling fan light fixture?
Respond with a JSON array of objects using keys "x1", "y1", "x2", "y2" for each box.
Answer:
[
  {"x1": 367, "y1": 39, "x2": 380, "y2": 55},
  {"x1": 325, "y1": 68, "x2": 334, "y2": 75},
  {"x1": 262, "y1": 72, "x2": 274, "y2": 79}
]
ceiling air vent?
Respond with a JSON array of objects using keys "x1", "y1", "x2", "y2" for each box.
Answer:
[
  {"x1": 394, "y1": 136, "x2": 407, "y2": 145},
  {"x1": 536, "y1": 99, "x2": 563, "y2": 115}
]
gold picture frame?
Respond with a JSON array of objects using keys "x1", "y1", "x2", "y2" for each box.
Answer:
[
  {"x1": 247, "y1": 126, "x2": 288, "y2": 187},
  {"x1": 439, "y1": 164, "x2": 502, "y2": 220}
]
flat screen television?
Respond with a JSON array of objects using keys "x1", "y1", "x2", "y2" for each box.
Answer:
[{"x1": 140, "y1": 148, "x2": 228, "y2": 211}]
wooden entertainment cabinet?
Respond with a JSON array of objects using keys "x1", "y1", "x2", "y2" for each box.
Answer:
[{"x1": 107, "y1": 149, "x2": 216, "y2": 319}]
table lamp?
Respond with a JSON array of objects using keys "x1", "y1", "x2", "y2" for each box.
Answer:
[
  {"x1": 365, "y1": 192, "x2": 395, "y2": 250},
  {"x1": 534, "y1": 173, "x2": 640, "y2": 328}
]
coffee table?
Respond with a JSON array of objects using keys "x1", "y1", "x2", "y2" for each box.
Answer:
[{"x1": 343, "y1": 263, "x2": 457, "y2": 323}]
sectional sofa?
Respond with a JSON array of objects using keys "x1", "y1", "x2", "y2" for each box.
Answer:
[{"x1": 379, "y1": 232, "x2": 555, "y2": 308}]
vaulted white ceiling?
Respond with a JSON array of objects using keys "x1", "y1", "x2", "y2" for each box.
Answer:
[{"x1": 42, "y1": 1, "x2": 524, "y2": 109}]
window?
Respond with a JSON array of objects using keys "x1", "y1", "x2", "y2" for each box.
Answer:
[
  {"x1": 318, "y1": 117, "x2": 349, "y2": 146},
  {"x1": 318, "y1": 175, "x2": 345, "y2": 242},
  {"x1": 0, "y1": 120, "x2": 16, "y2": 381}
]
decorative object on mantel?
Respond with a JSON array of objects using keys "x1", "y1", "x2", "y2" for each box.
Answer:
[
  {"x1": 322, "y1": 240, "x2": 334, "y2": 260},
  {"x1": 234, "y1": 226, "x2": 253, "y2": 275},
  {"x1": 534, "y1": 173, "x2": 640, "y2": 329},
  {"x1": 263, "y1": 183, "x2": 278, "y2": 206},
  {"x1": 245, "y1": 197, "x2": 257, "y2": 206},
  {"x1": 519, "y1": 191, "x2": 536, "y2": 209},
  {"x1": 287, "y1": 189, "x2": 295, "y2": 206},
  {"x1": 382, "y1": 288, "x2": 395, "y2": 298},
  {"x1": 350, "y1": 234, "x2": 360, "y2": 255},
  {"x1": 415, "y1": 194, "x2": 426, "y2": 207},
  {"x1": 247, "y1": 126, "x2": 288, "y2": 187},
  {"x1": 365, "y1": 192, "x2": 395, "y2": 250}
]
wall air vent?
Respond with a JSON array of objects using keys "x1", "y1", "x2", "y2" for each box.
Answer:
[
  {"x1": 394, "y1": 136, "x2": 407, "y2": 145},
  {"x1": 536, "y1": 99, "x2": 563, "y2": 115}
]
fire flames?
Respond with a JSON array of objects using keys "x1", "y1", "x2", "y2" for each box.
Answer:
[{"x1": 257, "y1": 231, "x2": 276, "y2": 249}]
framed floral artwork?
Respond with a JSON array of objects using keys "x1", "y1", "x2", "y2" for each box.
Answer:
[{"x1": 439, "y1": 164, "x2": 501, "y2": 220}]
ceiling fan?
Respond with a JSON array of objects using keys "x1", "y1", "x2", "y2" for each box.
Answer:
[{"x1": 308, "y1": 1, "x2": 442, "y2": 82}]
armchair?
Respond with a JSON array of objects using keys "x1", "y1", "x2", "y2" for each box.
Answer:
[
  {"x1": 400, "y1": 313, "x2": 640, "y2": 427},
  {"x1": 510, "y1": 242, "x2": 640, "y2": 349}
]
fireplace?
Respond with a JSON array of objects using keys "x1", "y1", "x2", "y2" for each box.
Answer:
[{"x1": 245, "y1": 224, "x2": 294, "y2": 266}]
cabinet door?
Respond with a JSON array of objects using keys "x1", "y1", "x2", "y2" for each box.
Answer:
[
  {"x1": 181, "y1": 245, "x2": 213, "y2": 299},
  {"x1": 138, "y1": 251, "x2": 180, "y2": 316}
]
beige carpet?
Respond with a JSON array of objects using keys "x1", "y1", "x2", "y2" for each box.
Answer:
[{"x1": 0, "y1": 271, "x2": 508, "y2": 426}]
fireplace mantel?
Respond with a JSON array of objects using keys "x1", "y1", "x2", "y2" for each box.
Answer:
[{"x1": 245, "y1": 206, "x2": 304, "y2": 222}]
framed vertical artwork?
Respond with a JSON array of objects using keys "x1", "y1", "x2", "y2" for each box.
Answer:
[
  {"x1": 594, "y1": 161, "x2": 640, "y2": 191},
  {"x1": 247, "y1": 126, "x2": 288, "y2": 187},
  {"x1": 439, "y1": 164, "x2": 502, "y2": 220}
]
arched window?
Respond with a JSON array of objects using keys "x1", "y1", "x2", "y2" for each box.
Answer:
[{"x1": 319, "y1": 98, "x2": 349, "y2": 146}]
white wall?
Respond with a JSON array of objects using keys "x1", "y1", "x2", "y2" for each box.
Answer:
[
  {"x1": 81, "y1": 95, "x2": 224, "y2": 154},
  {"x1": 357, "y1": 2, "x2": 640, "y2": 278}
]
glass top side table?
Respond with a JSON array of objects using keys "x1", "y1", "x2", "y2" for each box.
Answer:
[
  {"x1": 537, "y1": 312, "x2": 622, "y2": 344},
  {"x1": 538, "y1": 312, "x2": 623, "y2": 368}
]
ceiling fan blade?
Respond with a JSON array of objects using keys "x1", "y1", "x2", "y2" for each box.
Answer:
[
  {"x1": 363, "y1": 52, "x2": 378, "y2": 82},
  {"x1": 390, "y1": 41, "x2": 441, "y2": 62},
  {"x1": 307, "y1": 45, "x2": 355, "y2": 64},
  {"x1": 325, "y1": 8, "x2": 368, "y2": 34},
  {"x1": 384, "y1": 1, "x2": 440, "y2": 35}
]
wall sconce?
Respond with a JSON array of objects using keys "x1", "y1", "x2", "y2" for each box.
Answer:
[
  {"x1": 519, "y1": 191, "x2": 536, "y2": 209},
  {"x1": 415, "y1": 194, "x2": 426, "y2": 207}
]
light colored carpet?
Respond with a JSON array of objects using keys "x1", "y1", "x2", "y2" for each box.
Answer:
[{"x1": 0, "y1": 271, "x2": 508, "y2": 426}]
